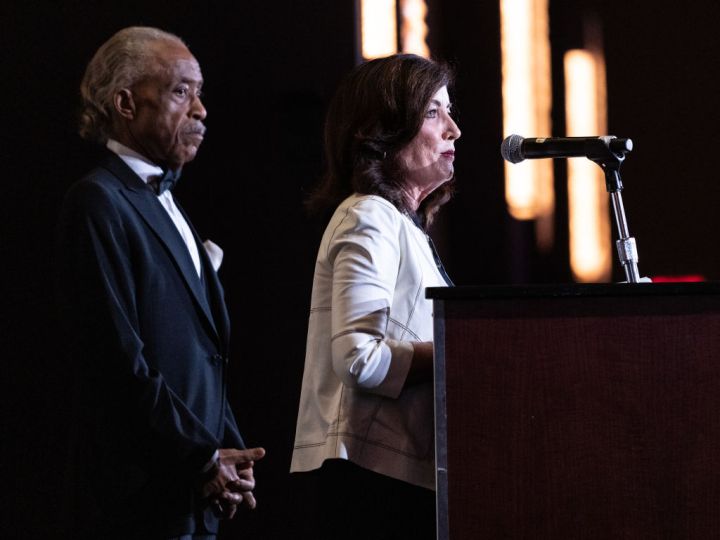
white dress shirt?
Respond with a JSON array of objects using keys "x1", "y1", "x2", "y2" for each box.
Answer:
[{"x1": 106, "y1": 139, "x2": 202, "y2": 278}]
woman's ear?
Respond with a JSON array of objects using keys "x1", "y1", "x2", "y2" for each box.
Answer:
[{"x1": 113, "y1": 88, "x2": 135, "y2": 120}]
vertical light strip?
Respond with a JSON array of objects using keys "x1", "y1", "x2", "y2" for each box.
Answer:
[
  {"x1": 500, "y1": 0, "x2": 554, "y2": 246},
  {"x1": 399, "y1": 0, "x2": 429, "y2": 57},
  {"x1": 564, "y1": 49, "x2": 611, "y2": 282},
  {"x1": 361, "y1": 0, "x2": 398, "y2": 60}
]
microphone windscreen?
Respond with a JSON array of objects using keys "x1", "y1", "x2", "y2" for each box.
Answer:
[{"x1": 500, "y1": 134, "x2": 524, "y2": 164}]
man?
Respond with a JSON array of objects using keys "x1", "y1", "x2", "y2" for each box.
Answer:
[{"x1": 56, "y1": 27, "x2": 264, "y2": 539}]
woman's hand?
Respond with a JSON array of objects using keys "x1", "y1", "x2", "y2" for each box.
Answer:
[{"x1": 404, "y1": 341, "x2": 434, "y2": 388}]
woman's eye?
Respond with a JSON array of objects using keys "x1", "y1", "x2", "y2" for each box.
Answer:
[{"x1": 425, "y1": 109, "x2": 438, "y2": 119}]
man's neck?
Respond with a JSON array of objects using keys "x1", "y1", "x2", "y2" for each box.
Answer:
[
  {"x1": 106, "y1": 139, "x2": 157, "y2": 167},
  {"x1": 106, "y1": 139, "x2": 164, "y2": 185}
]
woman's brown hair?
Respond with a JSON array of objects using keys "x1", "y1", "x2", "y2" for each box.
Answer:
[{"x1": 306, "y1": 54, "x2": 456, "y2": 227}]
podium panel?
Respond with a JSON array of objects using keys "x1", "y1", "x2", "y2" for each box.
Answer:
[{"x1": 429, "y1": 283, "x2": 720, "y2": 539}]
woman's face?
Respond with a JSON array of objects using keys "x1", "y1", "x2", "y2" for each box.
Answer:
[{"x1": 396, "y1": 85, "x2": 461, "y2": 204}]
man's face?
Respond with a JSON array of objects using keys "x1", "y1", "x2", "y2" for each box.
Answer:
[{"x1": 126, "y1": 41, "x2": 207, "y2": 170}]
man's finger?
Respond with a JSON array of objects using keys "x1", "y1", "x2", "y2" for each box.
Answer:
[
  {"x1": 220, "y1": 490, "x2": 244, "y2": 505},
  {"x1": 212, "y1": 496, "x2": 239, "y2": 520},
  {"x1": 231, "y1": 447, "x2": 266, "y2": 464},
  {"x1": 242, "y1": 490, "x2": 257, "y2": 510},
  {"x1": 228, "y1": 477, "x2": 255, "y2": 492}
]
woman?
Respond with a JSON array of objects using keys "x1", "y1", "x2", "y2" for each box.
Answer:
[{"x1": 291, "y1": 54, "x2": 461, "y2": 539}]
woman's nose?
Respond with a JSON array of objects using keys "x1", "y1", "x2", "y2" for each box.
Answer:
[{"x1": 445, "y1": 116, "x2": 461, "y2": 140}]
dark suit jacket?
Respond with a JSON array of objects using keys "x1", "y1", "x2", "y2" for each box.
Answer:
[{"x1": 56, "y1": 151, "x2": 244, "y2": 537}]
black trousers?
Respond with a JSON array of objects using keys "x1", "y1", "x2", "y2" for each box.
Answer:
[{"x1": 315, "y1": 459, "x2": 436, "y2": 540}]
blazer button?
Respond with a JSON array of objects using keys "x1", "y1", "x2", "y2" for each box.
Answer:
[{"x1": 211, "y1": 353, "x2": 223, "y2": 365}]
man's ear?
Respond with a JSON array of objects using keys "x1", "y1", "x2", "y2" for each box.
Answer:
[{"x1": 114, "y1": 88, "x2": 135, "y2": 120}]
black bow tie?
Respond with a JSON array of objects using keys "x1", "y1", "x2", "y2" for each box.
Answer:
[{"x1": 149, "y1": 168, "x2": 181, "y2": 195}]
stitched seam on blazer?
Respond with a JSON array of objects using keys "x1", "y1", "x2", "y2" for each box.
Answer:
[
  {"x1": 358, "y1": 400, "x2": 385, "y2": 462},
  {"x1": 325, "y1": 196, "x2": 398, "y2": 260},
  {"x1": 325, "y1": 205, "x2": 353, "y2": 260},
  {"x1": 388, "y1": 317, "x2": 421, "y2": 341},
  {"x1": 396, "y1": 282, "x2": 423, "y2": 341},
  {"x1": 293, "y1": 441, "x2": 328, "y2": 449},
  {"x1": 330, "y1": 328, "x2": 383, "y2": 341},
  {"x1": 296, "y1": 431, "x2": 427, "y2": 460},
  {"x1": 335, "y1": 383, "x2": 345, "y2": 456}
]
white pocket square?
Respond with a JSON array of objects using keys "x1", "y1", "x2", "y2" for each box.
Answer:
[{"x1": 202, "y1": 239, "x2": 223, "y2": 271}]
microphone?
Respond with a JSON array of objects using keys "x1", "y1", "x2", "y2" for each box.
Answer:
[{"x1": 501, "y1": 134, "x2": 633, "y2": 164}]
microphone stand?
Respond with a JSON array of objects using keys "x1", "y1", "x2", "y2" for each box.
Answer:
[{"x1": 587, "y1": 137, "x2": 641, "y2": 283}]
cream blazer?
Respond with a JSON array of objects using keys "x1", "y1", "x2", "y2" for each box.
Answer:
[{"x1": 291, "y1": 194, "x2": 449, "y2": 489}]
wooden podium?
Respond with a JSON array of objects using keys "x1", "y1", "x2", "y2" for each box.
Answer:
[{"x1": 427, "y1": 283, "x2": 720, "y2": 539}]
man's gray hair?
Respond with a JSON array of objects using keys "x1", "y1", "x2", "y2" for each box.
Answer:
[{"x1": 79, "y1": 26, "x2": 186, "y2": 143}]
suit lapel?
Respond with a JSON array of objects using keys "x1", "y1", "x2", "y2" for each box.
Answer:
[
  {"x1": 101, "y1": 153, "x2": 221, "y2": 343},
  {"x1": 176, "y1": 200, "x2": 231, "y2": 353}
]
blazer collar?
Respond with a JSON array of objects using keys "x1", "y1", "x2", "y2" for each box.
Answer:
[{"x1": 99, "y1": 151, "x2": 226, "y2": 348}]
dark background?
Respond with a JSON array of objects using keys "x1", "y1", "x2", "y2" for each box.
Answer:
[{"x1": 3, "y1": 0, "x2": 720, "y2": 538}]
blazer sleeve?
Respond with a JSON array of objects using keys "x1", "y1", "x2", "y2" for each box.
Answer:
[
  {"x1": 57, "y1": 179, "x2": 219, "y2": 475},
  {"x1": 223, "y1": 403, "x2": 246, "y2": 449},
  {"x1": 325, "y1": 198, "x2": 414, "y2": 399}
]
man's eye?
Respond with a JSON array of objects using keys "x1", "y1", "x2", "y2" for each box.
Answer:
[
  {"x1": 425, "y1": 109, "x2": 438, "y2": 119},
  {"x1": 174, "y1": 87, "x2": 189, "y2": 97}
]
